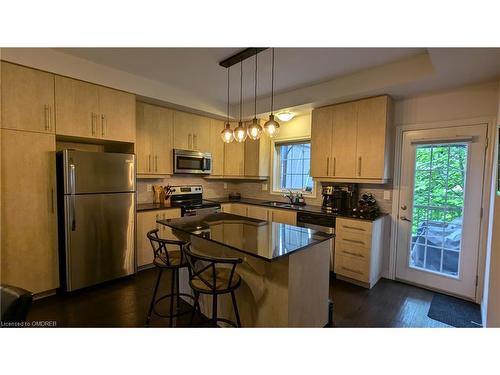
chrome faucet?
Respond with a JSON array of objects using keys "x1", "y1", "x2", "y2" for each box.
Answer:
[{"x1": 284, "y1": 190, "x2": 295, "y2": 204}]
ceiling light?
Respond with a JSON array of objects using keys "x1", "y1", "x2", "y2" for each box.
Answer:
[
  {"x1": 233, "y1": 61, "x2": 247, "y2": 143},
  {"x1": 247, "y1": 52, "x2": 263, "y2": 140},
  {"x1": 276, "y1": 111, "x2": 294, "y2": 122},
  {"x1": 220, "y1": 67, "x2": 234, "y2": 143},
  {"x1": 264, "y1": 48, "x2": 280, "y2": 138},
  {"x1": 234, "y1": 121, "x2": 247, "y2": 143}
]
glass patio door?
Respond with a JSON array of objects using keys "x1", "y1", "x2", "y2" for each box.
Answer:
[{"x1": 395, "y1": 125, "x2": 487, "y2": 300}]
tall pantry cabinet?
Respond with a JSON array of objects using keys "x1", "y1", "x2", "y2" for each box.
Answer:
[{"x1": 1, "y1": 62, "x2": 59, "y2": 294}]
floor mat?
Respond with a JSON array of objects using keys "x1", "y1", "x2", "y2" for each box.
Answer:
[{"x1": 427, "y1": 293, "x2": 482, "y2": 328}]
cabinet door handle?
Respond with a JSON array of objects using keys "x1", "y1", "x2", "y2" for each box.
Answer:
[
  {"x1": 342, "y1": 250, "x2": 364, "y2": 258},
  {"x1": 188, "y1": 133, "x2": 192, "y2": 149},
  {"x1": 193, "y1": 134, "x2": 197, "y2": 149},
  {"x1": 342, "y1": 225, "x2": 366, "y2": 232},
  {"x1": 101, "y1": 114, "x2": 106, "y2": 137},
  {"x1": 342, "y1": 266, "x2": 363, "y2": 275},
  {"x1": 148, "y1": 154, "x2": 152, "y2": 172},
  {"x1": 91, "y1": 112, "x2": 96, "y2": 136},
  {"x1": 326, "y1": 157, "x2": 330, "y2": 176},
  {"x1": 51, "y1": 188, "x2": 55, "y2": 214},
  {"x1": 358, "y1": 156, "x2": 362, "y2": 177},
  {"x1": 343, "y1": 238, "x2": 366, "y2": 245},
  {"x1": 155, "y1": 155, "x2": 158, "y2": 172},
  {"x1": 44, "y1": 105, "x2": 50, "y2": 131},
  {"x1": 333, "y1": 157, "x2": 336, "y2": 176},
  {"x1": 48, "y1": 105, "x2": 53, "y2": 131}
]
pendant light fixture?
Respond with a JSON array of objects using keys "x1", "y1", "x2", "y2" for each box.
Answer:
[
  {"x1": 233, "y1": 60, "x2": 247, "y2": 143},
  {"x1": 220, "y1": 67, "x2": 234, "y2": 143},
  {"x1": 247, "y1": 52, "x2": 263, "y2": 140},
  {"x1": 263, "y1": 48, "x2": 280, "y2": 138}
]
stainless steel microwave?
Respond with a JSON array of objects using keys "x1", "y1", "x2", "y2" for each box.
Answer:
[{"x1": 173, "y1": 149, "x2": 212, "y2": 174}]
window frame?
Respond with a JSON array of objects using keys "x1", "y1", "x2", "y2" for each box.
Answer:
[{"x1": 270, "y1": 136, "x2": 316, "y2": 197}]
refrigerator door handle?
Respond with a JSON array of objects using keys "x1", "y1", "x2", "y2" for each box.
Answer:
[
  {"x1": 69, "y1": 163, "x2": 76, "y2": 230},
  {"x1": 70, "y1": 195, "x2": 76, "y2": 231},
  {"x1": 69, "y1": 164, "x2": 76, "y2": 195}
]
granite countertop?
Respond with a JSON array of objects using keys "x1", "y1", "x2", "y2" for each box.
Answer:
[
  {"x1": 206, "y1": 197, "x2": 387, "y2": 221},
  {"x1": 157, "y1": 212, "x2": 333, "y2": 262}
]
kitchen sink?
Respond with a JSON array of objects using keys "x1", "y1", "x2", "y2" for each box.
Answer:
[{"x1": 262, "y1": 201, "x2": 294, "y2": 208}]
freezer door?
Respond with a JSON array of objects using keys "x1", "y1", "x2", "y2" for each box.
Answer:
[
  {"x1": 62, "y1": 150, "x2": 135, "y2": 194},
  {"x1": 64, "y1": 192, "x2": 135, "y2": 291}
]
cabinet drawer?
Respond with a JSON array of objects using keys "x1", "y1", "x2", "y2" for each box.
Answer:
[
  {"x1": 334, "y1": 253, "x2": 369, "y2": 283},
  {"x1": 336, "y1": 218, "x2": 372, "y2": 235},
  {"x1": 336, "y1": 232, "x2": 372, "y2": 249},
  {"x1": 335, "y1": 239, "x2": 371, "y2": 261}
]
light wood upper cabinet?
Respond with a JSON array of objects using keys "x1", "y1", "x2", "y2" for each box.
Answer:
[
  {"x1": 172, "y1": 110, "x2": 192, "y2": 150},
  {"x1": 55, "y1": 76, "x2": 100, "y2": 138},
  {"x1": 224, "y1": 135, "x2": 245, "y2": 176},
  {"x1": 172, "y1": 110, "x2": 211, "y2": 152},
  {"x1": 55, "y1": 76, "x2": 135, "y2": 142},
  {"x1": 331, "y1": 102, "x2": 358, "y2": 178},
  {"x1": 1, "y1": 129, "x2": 58, "y2": 293},
  {"x1": 191, "y1": 115, "x2": 211, "y2": 152},
  {"x1": 136, "y1": 102, "x2": 173, "y2": 175},
  {"x1": 310, "y1": 106, "x2": 333, "y2": 178},
  {"x1": 310, "y1": 95, "x2": 393, "y2": 183},
  {"x1": 98, "y1": 86, "x2": 136, "y2": 143},
  {"x1": 209, "y1": 119, "x2": 225, "y2": 176},
  {"x1": 244, "y1": 120, "x2": 270, "y2": 178},
  {"x1": 1, "y1": 62, "x2": 55, "y2": 133},
  {"x1": 355, "y1": 96, "x2": 392, "y2": 180}
]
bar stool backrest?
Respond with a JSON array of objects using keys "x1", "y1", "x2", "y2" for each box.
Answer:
[
  {"x1": 183, "y1": 243, "x2": 242, "y2": 293},
  {"x1": 147, "y1": 229, "x2": 186, "y2": 267}
]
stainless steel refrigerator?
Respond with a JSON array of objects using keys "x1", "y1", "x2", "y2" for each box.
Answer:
[{"x1": 57, "y1": 150, "x2": 136, "y2": 292}]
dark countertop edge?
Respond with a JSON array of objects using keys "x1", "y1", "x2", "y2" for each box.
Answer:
[
  {"x1": 156, "y1": 218, "x2": 333, "y2": 263},
  {"x1": 137, "y1": 203, "x2": 181, "y2": 212},
  {"x1": 205, "y1": 197, "x2": 388, "y2": 222}
]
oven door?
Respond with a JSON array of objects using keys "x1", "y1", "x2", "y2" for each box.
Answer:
[{"x1": 174, "y1": 149, "x2": 212, "y2": 174}]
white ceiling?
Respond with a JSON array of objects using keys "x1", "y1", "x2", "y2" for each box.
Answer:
[
  {"x1": 55, "y1": 47, "x2": 500, "y2": 118},
  {"x1": 57, "y1": 47, "x2": 422, "y2": 104}
]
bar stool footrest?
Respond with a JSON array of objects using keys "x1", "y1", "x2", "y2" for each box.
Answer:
[{"x1": 152, "y1": 292, "x2": 194, "y2": 319}]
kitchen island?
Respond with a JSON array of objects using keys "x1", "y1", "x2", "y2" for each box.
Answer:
[{"x1": 157, "y1": 212, "x2": 333, "y2": 327}]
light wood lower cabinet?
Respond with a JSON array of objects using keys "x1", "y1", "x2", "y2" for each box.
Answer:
[
  {"x1": 268, "y1": 208, "x2": 297, "y2": 226},
  {"x1": 334, "y1": 216, "x2": 388, "y2": 288},
  {"x1": 1, "y1": 129, "x2": 58, "y2": 293},
  {"x1": 1, "y1": 62, "x2": 55, "y2": 134},
  {"x1": 136, "y1": 208, "x2": 181, "y2": 267},
  {"x1": 221, "y1": 203, "x2": 297, "y2": 225}
]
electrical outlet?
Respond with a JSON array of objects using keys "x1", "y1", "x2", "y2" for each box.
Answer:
[
  {"x1": 383, "y1": 190, "x2": 391, "y2": 200},
  {"x1": 223, "y1": 183, "x2": 228, "y2": 189},
  {"x1": 146, "y1": 184, "x2": 152, "y2": 192},
  {"x1": 262, "y1": 183, "x2": 268, "y2": 191}
]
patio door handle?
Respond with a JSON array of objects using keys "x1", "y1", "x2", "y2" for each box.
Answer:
[{"x1": 400, "y1": 216, "x2": 411, "y2": 222}]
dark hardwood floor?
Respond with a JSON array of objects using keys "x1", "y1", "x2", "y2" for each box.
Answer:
[{"x1": 27, "y1": 269, "x2": 450, "y2": 328}]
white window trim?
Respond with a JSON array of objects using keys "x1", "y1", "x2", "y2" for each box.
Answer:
[{"x1": 269, "y1": 136, "x2": 316, "y2": 198}]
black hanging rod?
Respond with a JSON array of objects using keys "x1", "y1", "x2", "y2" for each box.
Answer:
[{"x1": 219, "y1": 48, "x2": 268, "y2": 68}]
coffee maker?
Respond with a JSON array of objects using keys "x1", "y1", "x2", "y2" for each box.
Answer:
[{"x1": 322, "y1": 184, "x2": 358, "y2": 213}]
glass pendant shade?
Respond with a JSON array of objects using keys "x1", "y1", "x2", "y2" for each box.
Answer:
[
  {"x1": 247, "y1": 118, "x2": 263, "y2": 140},
  {"x1": 233, "y1": 121, "x2": 247, "y2": 142},
  {"x1": 263, "y1": 114, "x2": 280, "y2": 138},
  {"x1": 220, "y1": 122, "x2": 234, "y2": 143}
]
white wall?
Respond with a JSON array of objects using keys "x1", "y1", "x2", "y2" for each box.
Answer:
[{"x1": 483, "y1": 81, "x2": 500, "y2": 327}]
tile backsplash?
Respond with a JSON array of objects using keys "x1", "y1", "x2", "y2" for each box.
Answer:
[{"x1": 137, "y1": 177, "x2": 393, "y2": 213}]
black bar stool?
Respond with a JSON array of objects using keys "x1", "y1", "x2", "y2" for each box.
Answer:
[
  {"x1": 183, "y1": 243, "x2": 243, "y2": 328},
  {"x1": 145, "y1": 229, "x2": 193, "y2": 327}
]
